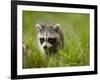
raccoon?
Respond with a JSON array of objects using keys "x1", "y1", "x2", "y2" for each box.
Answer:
[{"x1": 36, "y1": 23, "x2": 64, "y2": 55}]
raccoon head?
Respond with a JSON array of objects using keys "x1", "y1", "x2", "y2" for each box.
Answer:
[{"x1": 36, "y1": 23, "x2": 60, "y2": 50}]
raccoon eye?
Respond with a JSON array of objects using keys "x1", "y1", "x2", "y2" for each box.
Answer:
[
  {"x1": 40, "y1": 38, "x2": 44, "y2": 44},
  {"x1": 48, "y1": 38, "x2": 56, "y2": 44}
]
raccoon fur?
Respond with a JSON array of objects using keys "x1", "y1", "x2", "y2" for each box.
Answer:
[{"x1": 36, "y1": 23, "x2": 64, "y2": 55}]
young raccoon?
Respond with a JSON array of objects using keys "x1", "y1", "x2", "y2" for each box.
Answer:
[{"x1": 36, "y1": 23, "x2": 64, "y2": 55}]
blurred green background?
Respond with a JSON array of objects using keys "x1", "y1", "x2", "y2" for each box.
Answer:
[{"x1": 22, "y1": 11, "x2": 90, "y2": 68}]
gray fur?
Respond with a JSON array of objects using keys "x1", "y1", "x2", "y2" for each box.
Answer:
[{"x1": 36, "y1": 23, "x2": 64, "y2": 54}]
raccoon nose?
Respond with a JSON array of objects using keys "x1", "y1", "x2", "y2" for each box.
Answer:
[{"x1": 44, "y1": 46, "x2": 47, "y2": 49}]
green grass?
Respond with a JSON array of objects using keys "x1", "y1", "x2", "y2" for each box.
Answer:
[{"x1": 22, "y1": 11, "x2": 90, "y2": 68}]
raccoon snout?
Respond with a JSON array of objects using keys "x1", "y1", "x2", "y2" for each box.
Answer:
[{"x1": 43, "y1": 46, "x2": 47, "y2": 49}]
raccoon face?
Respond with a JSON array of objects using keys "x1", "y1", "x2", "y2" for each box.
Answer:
[
  {"x1": 39, "y1": 37, "x2": 57, "y2": 49},
  {"x1": 36, "y1": 23, "x2": 60, "y2": 50}
]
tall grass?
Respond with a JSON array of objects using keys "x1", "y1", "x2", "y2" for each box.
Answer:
[{"x1": 22, "y1": 11, "x2": 90, "y2": 68}]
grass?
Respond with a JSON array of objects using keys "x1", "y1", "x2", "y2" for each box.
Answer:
[{"x1": 22, "y1": 11, "x2": 90, "y2": 68}]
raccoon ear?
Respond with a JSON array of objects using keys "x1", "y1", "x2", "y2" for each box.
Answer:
[
  {"x1": 53, "y1": 24, "x2": 60, "y2": 32},
  {"x1": 36, "y1": 24, "x2": 42, "y2": 32}
]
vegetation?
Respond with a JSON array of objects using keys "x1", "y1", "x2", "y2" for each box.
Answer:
[{"x1": 22, "y1": 11, "x2": 90, "y2": 68}]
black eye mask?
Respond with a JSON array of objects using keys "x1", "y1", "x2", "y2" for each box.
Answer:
[
  {"x1": 40, "y1": 38, "x2": 44, "y2": 44},
  {"x1": 48, "y1": 38, "x2": 56, "y2": 44},
  {"x1": 40, "y1": 37, "x2": 57, "y2": 45}
]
